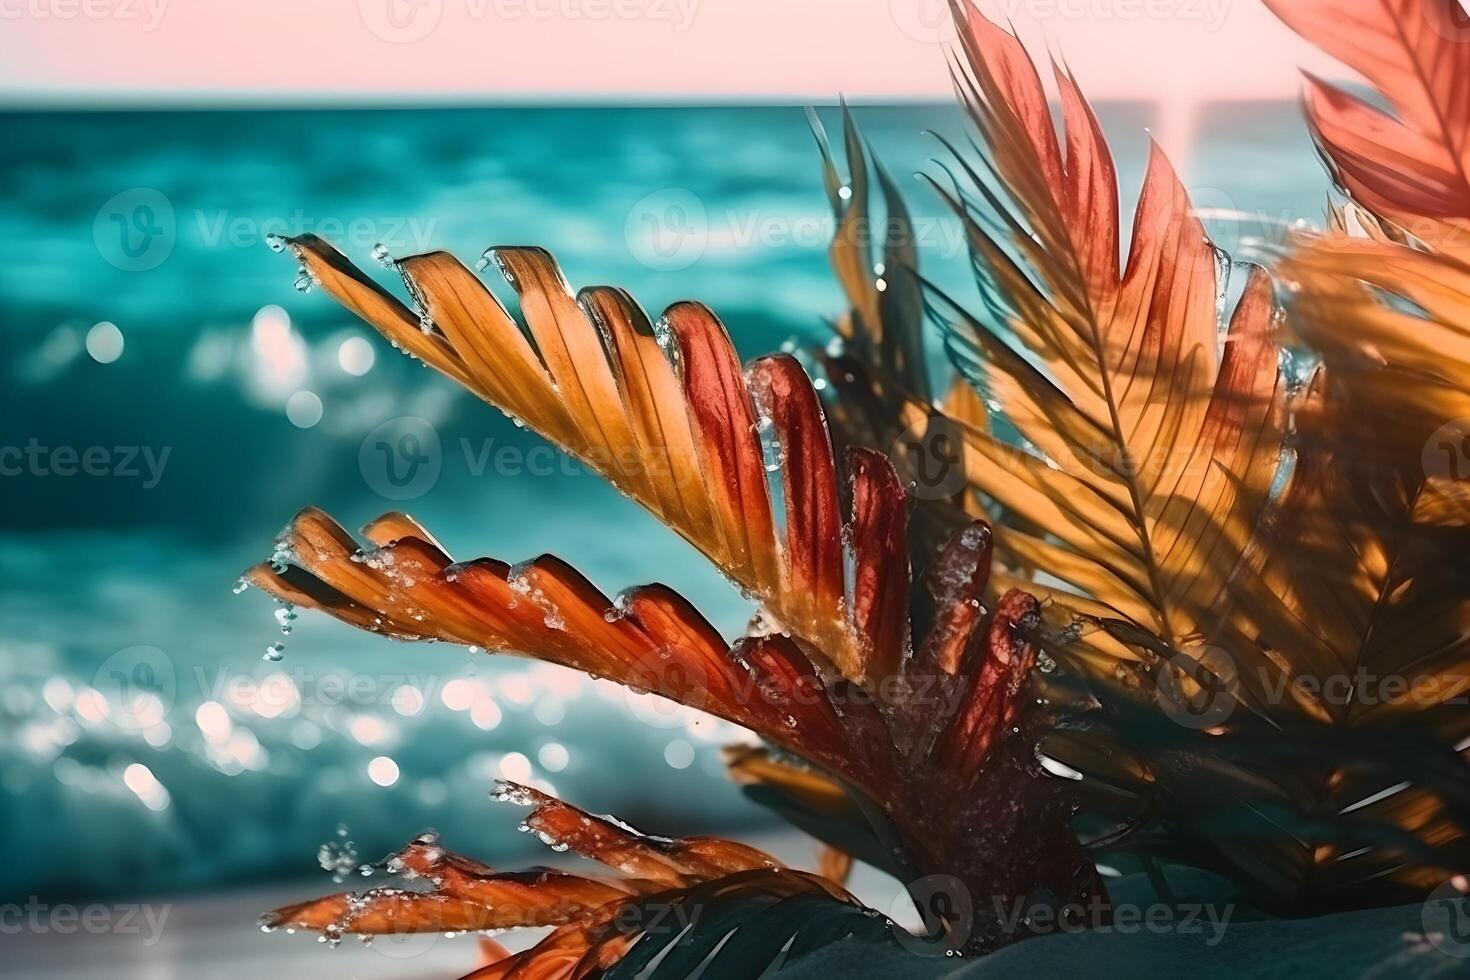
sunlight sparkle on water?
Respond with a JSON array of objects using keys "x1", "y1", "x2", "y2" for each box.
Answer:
[
  {"x1": 337, "y1": 335, "x2": 375, "y2": 376},
  {"x1": 498, "y1": 751, "x2": 532, "y2": 782},
  {"x1": 440, "y1": 679, "x2": 477, "y2": 712},
  {"x1": 196, "y1": 700, "x2": 232, "y2": 744},
  {"x1": 367, "y1": 756, "x2": 400, "y2": 787},
  {"x1": 664, "y1": 739, "x2": 695, "y2": 770},
  {"x1": 286, "y1": 390, "x2": 323, "y2": 428},
  {"x1": 391, "y1": 684, "x2": 425, "y2": 717},
  {"x1": 249, "y1": 305, "x2": 308, "y2": 396},
  {"x1": 348, "y1": 715, "x2": 391, "y2": 747},
  {"x1": 470, "y1": 699, "x2": 503, "y2": 731},
  {"x1": 537, "y1": 742, "x2": 569, "y2": 773},
  {"x1": 86, "y1": 321, "x2": 124, "y2": 363},
  {"x1": 123, "y1": 763, "x2": 170, "y2": 811}
]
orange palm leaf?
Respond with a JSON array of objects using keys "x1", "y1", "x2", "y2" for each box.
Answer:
[
  {"x1": 253, "y1": 234, "x2": 1103, "y2": 954},
  {"x1": 264, "y1": 784, "x2": 859, "y2": 978},
  {"x1": 282, "y1": 238, "x2": 898, "y2": 684}
]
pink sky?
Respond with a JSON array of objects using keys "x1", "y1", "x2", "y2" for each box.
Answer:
[{"x1": 1, "y1": 0, "x2": 1349, "y2": 103}]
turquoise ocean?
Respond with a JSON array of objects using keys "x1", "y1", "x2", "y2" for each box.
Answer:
[{"x1": 1, "y1": 102, "x2": 1327, "y2": 901}]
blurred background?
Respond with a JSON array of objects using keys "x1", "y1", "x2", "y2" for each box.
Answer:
[{"x1": 1, "y1": 0, "x2": 1340, "y2": 975}]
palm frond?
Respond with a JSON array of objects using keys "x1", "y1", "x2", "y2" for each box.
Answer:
[
  {"x1": 281, "y1": 236, "x2": 895, "y2": 684},
  {"x1": 241, "y1": 0, "x2": 1470, "y2": 960},
  {"x1": 937, "y1": 3, "x2": 1289, "y2": 665},
  {"x1": 250, "y1": 506, "x2": 900, "y2": 796},
  {"x1": 915, "y1": 0, "x2": 1470, "y2": 910},
  {"x1": 1265, "y1": 0, "x2": 1470, "y2": 259},
  {"x1": 252, "y1": 240, "x2": 1105, "y2": 955},
  {"x1": 265, "y1": 782, "x2": 890, "y2": 979},
  {"x1": 801, "y1": 0, "x2": 1470, "y2": 912},
  {"x1": 809, "y1": 104, "x2": 930, "y2": 401}
]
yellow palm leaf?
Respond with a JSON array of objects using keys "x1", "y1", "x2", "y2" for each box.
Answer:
[
  {"x1": 808, "y1": 0, "x2": 1470, "y2": 910},
  {"x1": 938, "y1": 4, "x2": 1289, "y2": 660}
]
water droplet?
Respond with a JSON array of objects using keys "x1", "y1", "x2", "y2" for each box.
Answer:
[
  {"x1": 318, "y1": 827, "x2": 358, "y2": 883},
  {"x1": 491, "y1": 252, "x2": 518, "y2": 288},
  {"x1": 275, "y1": 603, "x2": 298, "y2": 635},
  {"x1": 653, "y1": 316, "x2": 684, "y2": 377},
  {"x1": 263, "y1": 643, "x2": 285, "y2": 662},
  {"x1": 490, "y1": 779, "x2": 536, "y2": 806},
  {"x1": 371, "y1": 243, "x2": 392, "y2": 268}
]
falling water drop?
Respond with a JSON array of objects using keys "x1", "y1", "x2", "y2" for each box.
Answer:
[
  {"x1": 371, "y1": 242, "x2": 392, "y2": 268},
  {"x1": 318, "y1": 826, "x2": 358, "y2": 883}
]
